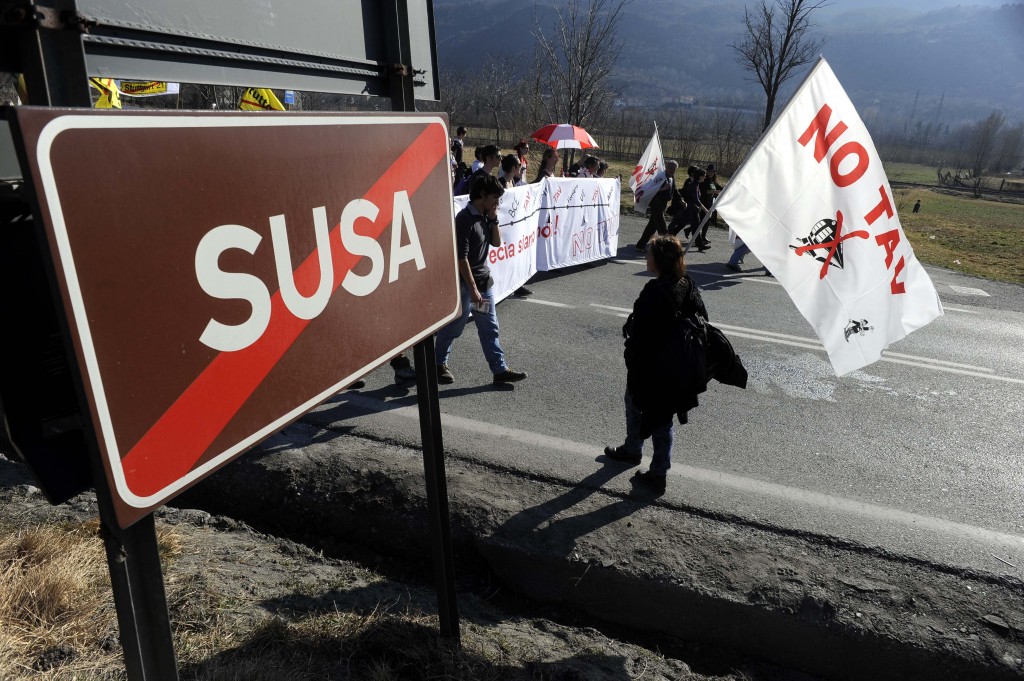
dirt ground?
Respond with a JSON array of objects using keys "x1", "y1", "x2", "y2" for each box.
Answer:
[
  {"x1": 171, "y1": 421, "x2": 1024, "y2": 681},
  {"x1": 5, "y1": 414, "x2": 1024, "y2": 680},
  {"x1": 1, "y1": 452, "x2": 744, "y2": 680}
]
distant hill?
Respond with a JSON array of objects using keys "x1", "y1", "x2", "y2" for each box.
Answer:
[{"x1": 433, "y1": 0, "x2": 1024, "y2": 125}]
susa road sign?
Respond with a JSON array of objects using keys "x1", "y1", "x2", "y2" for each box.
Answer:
[{"x1": 11, "y1": 109, "x2": 459, "y2": 527}]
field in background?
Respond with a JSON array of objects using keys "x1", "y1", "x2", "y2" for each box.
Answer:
[{"x1": 898, "y1": 189, "x2": 1024, "y2": 283}]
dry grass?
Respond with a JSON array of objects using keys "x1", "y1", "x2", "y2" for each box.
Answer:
[
  {"x1": 0, "y1": 521, "x2": 118, "y2": 678},
  {"x1": 0, "y1": 520, "x2": 582, "y2": 680},
  {"x1": 0, "y1": 519, "x2": 189, "y2": 679}
]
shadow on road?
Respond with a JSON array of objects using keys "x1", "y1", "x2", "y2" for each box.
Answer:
[{"x1": 493, "y1": 458, "x2": 658, "y2": 558}]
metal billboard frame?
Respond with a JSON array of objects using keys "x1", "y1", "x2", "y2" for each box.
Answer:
[{"x1": 0, "y1": 1, "x2": 457, "y2": 679}]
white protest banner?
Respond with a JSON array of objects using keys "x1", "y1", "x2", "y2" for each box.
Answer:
[
  {"x1": 453, "y1": 183, "x2": 540, "y2": 302},
  {"x1": 630, "y1": 126, "x2": 665, "y2": 215},
  {"x1": 714, "y1": 57, "x2": 943, "y2": 376},
  {"x1": 536, "y1": 178, "x2": 620, "y2": 271}
]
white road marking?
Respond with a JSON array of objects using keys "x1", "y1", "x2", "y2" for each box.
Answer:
[
  {"x1": 337, "y1": 393, "x2": 1024, "y2": 553},
  {"x1": 524, "y1": 298, "x2": 575, "y2": 308},
  {"x1": 940, "y1": 305, "x2": 980, "y2": 314},
  {"x1": 686, "y1": 265, "x2": 783, "y2": 285},
  {"x1": 716, "y1": 322, "x2": 1022, "y2": 381},
  {"x1": 590, "y1": 303, "x2": 632, "y2": 313},
  {"x1": 714, "y1": 323, "x2": 995, "y2": 373},
  {"x1": 618, "y1": 263, "x2": 999, "y2": 303},
  {"x1": 536, "y1": 305, "x2": 1018, "y2": 383},
  {"x1": 948, "y1": 285, "x2": 990, "y2": 297}
]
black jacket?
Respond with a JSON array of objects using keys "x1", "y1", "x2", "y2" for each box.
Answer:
[
  {"x1": 623, "y1": 275, "x2": 707, "y2": 435},
  {"x1": 623, "y1": 275, "x2": 746, "y2": 436}
]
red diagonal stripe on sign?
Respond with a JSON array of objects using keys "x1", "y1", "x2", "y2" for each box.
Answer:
[{"x1": 120, "y1": 123, "x2": 446, "y2": 498}]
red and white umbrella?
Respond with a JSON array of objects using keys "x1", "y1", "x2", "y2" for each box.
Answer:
[{"x1": 530, "y1": 123, "x2": 599, "y2": 150}]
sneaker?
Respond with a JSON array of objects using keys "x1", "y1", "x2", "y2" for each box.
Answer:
[
  {"x1": 725, "y1": 263, "x2": 742, "y2": 272},
  {"x1": 514, "y1": 286, "x2": 533, "y2": 296},
  {"x1": 633, "y1": 469, "x2": 667, "y2": 494},
  {"x1": 634, "y1": 244, "x2": 646, "y2": 253},
  {"x1": 437, "y1": 364, "x2": 454, "y2": 384},
  {"x1": 603, "y1": 445, "x2": 642, "y2": 464},
  {"x1": 493, "y1": 369, "x2": 527, "y2": 384},
  {"x1": 390, "y1": 355, "x2": 416, "y2": 383}
]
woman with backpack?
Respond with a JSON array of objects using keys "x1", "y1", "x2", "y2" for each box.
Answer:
[{"x1": 604, "y1": 234, "x2": 709, "y2": 493}]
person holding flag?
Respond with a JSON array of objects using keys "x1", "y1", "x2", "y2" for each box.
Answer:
[
  {"x1": 635, "y1": 160, "x2": 680, "y2": 252},
  {"x1": 709, "y1": 57, "x2": 942, "y2": 376}
]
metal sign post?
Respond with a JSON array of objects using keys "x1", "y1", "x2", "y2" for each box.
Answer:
[{"x1": 385, "y1": 0, "x2": 461, "y2": 642}]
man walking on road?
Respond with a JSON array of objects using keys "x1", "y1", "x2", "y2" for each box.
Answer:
[{"x1": 435, "y1": 175, "x2": 528, "y2": 386}]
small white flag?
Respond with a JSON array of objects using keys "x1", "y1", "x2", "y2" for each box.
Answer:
[
  {"x1": 630, "y1": 126, "x2": 666, "y2": 215},
  {"x1": 714, "y1": 58, "x2": 943, "y2": 376}
]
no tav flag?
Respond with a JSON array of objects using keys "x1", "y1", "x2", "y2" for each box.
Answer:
[
  {"x1": 630, "y1": 126, "x2": 665, "y2": 215},
  {"x1": 713, "y1": 57, "x2": 942, "y2": 376}
]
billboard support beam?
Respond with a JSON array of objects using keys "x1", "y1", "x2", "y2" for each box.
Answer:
[
  {"x1": 385, "y1": 0, "x2": 461, "y2": 643},
  {"x1": 93, "y1": 484, "x2": 180, "y2": 681},
  {"x1": 10, "y1": 3, "x2": 181, "y2": 677},
  {"x1": 413, "y1": 337, "x2": 461, "y2": 642},
  {"x1": 13, "y1": 0, "x2": 91, "y2": 107}
]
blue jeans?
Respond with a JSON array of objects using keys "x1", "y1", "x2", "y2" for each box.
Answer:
[
  {"x1": 728, "y1": 243, "x2": 750, "y2": 266},
  {"x1": 621, "y1": 390, "x2": 673, "y2": 475},
  {"x1": 435, "y1": 282, "x2": 508, "y2": 374}
]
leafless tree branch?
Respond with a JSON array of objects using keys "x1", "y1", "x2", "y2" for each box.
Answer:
[{"x1": 732, "y1": 0, "x2": 828, "y2": 132}]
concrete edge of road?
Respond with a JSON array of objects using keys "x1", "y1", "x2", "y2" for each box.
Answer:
[{"x1": 176, "y1": 422, "x2": 1024, "y2": 681}]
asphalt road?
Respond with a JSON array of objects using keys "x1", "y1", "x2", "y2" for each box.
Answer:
[{"x1": 309, "y1": 214, "x2": 1024, "y2": 578}]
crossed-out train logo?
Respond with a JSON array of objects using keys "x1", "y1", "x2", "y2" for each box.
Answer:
[
  {"x1": 792, "y1": 217, "x2": 844, "y2": 269},
  {"x1": 844, "y1": 319, "x2": 873, "y2": 342},
  {"x1": 790, "y1": 211, "x2": 868, "y2": 278}
]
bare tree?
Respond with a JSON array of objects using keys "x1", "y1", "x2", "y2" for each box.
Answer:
[
  {"x1": 992, "y1": 122, "x2": 1023, "y2": 174},
  {"x1": 732, "y1": 0, "x2": 828, "y2": 132},
  {"x1": 709, "y1": 107, "x2": 750, "y2": 170},
  {"x1": 967, "y1": 110, "x2": 1005, "y2": 178},
  {"x1": 439, "y1": 65, "x2": 474, "y2": 130},
  {"x1": 470, "y1": 54, "x2": 522, "y2": 146},
  {"x1": 531, "y1": 0, "x2": 627, "y2": 129}
]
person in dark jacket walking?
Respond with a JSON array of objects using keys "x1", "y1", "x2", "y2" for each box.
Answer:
[
  {"x1": 676, "y1": 167, "x2": 710, "y2": 250},
  {"x1": 604, "y1": 235, "x2": 708, "y2": 493},
  {"x1": 696, "y1": 164, "x2": 722, "y2": 246}
]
